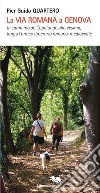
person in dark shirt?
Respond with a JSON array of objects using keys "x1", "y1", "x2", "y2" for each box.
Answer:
[{"x1": 50, "y1": 116, "x2": 63, "y2": 150}]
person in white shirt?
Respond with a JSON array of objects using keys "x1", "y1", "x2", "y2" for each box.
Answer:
[{"x1": 29, "y1": 112, "x2": 47, "y2": 156}]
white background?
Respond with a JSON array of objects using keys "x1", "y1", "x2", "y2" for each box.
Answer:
[{"x1": 0, "y1": 0, "x2": 100, "y2": 45}]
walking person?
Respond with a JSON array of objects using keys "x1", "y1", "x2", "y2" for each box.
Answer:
[
  {"x1": 50, "y1": 116, "x2": 63, "y2": 150},
  {"x1": 29, "y1": 112, "x2": 47, "y2": 156}
]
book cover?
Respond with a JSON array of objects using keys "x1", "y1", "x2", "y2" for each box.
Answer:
[{"x1": 0, "y1": 1, "x2": 100, "y2": 193}]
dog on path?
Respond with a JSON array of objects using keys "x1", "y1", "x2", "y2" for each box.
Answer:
[{"x1": 40, "y1": 151, "x2": 50, "y2": 174}]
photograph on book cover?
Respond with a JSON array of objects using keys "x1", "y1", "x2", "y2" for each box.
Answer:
[{"x1": 0, "y1": 0, "x2": 100, "y2": 193}]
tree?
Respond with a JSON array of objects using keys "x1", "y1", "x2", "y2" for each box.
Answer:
[
  {"x1": 0, "y1": 46, "x2": 15, "y2": 153},
  {"x1": 47, "y1": 46, "x2": 89, "y2": 129},
  {"x1": 11, "y1": 46, "x2": 52, "y2": 120},
  {"x1": 8, "y1": 62, "x2": 31, "y2": 133},
  {"x1": 79, "y1": 47, "x2": 100, "y2": 179}
]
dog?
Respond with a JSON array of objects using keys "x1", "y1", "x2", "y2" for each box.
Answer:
[{"x1": 40, "y1": 151, "x2": 50, "y2": 174}]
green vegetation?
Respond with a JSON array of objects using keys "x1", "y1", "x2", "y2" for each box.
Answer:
[{"x1": 1, "y1": 46, "x2": 89, "y2": 146}]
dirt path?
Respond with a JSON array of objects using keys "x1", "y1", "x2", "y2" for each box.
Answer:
[{"x1": 5, "y1": 130, "x2": 99, "y2": 193}]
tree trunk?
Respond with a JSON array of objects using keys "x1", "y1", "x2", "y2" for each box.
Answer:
[
  {"x1": 79, "y1": 46, "x2": 100, "y2": 181},
  {"x1": 0, "y1": 47, "x2": 15, "y2": 153},
  {"x1": 20, "y1": 46, "x2": 52, "y2": 121},
  {"x1": 30, "y1": 83, "x2": 38, "y2": 120},
  {"x1": 62, "y1": 89, "x2": 68, "y2": 130}
]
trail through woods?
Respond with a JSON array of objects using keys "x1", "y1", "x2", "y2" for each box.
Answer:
[{"x1": 5, "y1": 130, "x2": 100, "y2": 193}]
